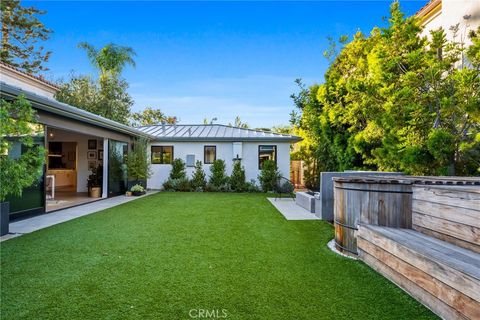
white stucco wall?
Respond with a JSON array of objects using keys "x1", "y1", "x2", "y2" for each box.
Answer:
[
  {"x1": 421, "y1": 0, "x2": 480, "y2": 46},
  {"x1": 147, "y1": 141, "x2": 292, "y2": 190},
  {"x1": 0, "y1": 65, "x2": 58, "y2": 99}
]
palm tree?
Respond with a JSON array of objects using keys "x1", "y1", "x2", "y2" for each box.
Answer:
[{"x1": 77, "y1": 42, "x2": 136, "y2": 80}]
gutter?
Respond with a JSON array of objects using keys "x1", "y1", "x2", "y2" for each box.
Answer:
[
  {"x1": 149, "y1": 137, "x2": 303, "y2": 143},
  {"x1": 1, "y1": 82, "x2": 153, "y2": 139}
]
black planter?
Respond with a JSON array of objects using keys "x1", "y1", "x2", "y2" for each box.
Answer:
[
  {"x1": 1, "y1": 202, "x2": 10, "y2": 236},
  {"x1": 132, "y1": 191, "x2": 146, "y2": 197},
  {"x1": 128, "y1": 179, "x2": 146, "y2": 191}
]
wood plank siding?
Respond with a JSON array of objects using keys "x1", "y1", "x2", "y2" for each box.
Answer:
[
  {"x1": 358, "y1": 225, "x2": 480, "y2": 320},
  {"x1": 412, "y1": 185, "x2": 480, "y2": 254}
]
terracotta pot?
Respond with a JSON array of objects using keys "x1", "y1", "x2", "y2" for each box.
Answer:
[
  {"x1": 126, "y1": 191, "x2": 132, "y2": 197},
  {"x1": 89, "y1": 187, "x2": 102, "y2": 198}
]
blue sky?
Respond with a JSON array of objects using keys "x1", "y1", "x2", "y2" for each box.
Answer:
[{"x1": 34, "y1": 1, "x2": 425, "y2": 128}]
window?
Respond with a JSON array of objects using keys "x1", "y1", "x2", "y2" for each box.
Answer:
[
  {"x1": 151, "y1": 146, "x2": 173, "y2": 164},
  {"x1": 204, "y1": 146, "x2": 216, "y2": 164},
  {"x1": 258, "y1": 145, "x2": 277, "y2": 169}
]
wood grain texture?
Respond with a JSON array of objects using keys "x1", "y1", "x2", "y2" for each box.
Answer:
[
  {"x1": 413, "y1": 186, "x2": 480, "y2": 212},
  {"x1": 413, "y1": 198, "x2": 480, "y2": 228},
  {"x1": 413, "y1": 225, "x2": 480, "y2": 254},
  {"x1": 358, "y1": 225, "x2": 480, "y2": 301},
  {"x1": 358, "y1": 238, "x2": 480, "y2": 319},
  {"x1": 413, "y1": 212, "x2": 480, "y2": 246},
  {"x1": 359, "y1": 249, "x2": 468, "y2": 320},
  {"x1": 334, "y1": 181, "x2": 412, "y2": 256}
]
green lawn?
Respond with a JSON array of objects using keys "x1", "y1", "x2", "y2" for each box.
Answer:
[{"x1": 1, "y1": 193, "x2": 437, "y2": 319}]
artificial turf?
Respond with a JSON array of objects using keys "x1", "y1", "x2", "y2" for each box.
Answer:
[{"x1": 1, "y1": 193, "x2": 437, "y2": 319}]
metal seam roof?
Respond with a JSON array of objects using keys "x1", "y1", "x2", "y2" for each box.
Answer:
[{"x1": 138, "y1": 124, "x2": 302, "y2": 142}]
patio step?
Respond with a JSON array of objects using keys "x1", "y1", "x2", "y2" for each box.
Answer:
[{"x1": 357, "y1": 224, "x2": 480, "y2": 320}]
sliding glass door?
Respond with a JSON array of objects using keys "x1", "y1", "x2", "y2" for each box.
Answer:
[
  {"x1": 5, "y1": 124, "x2": 46, "y2": 218},
  {"x1": 108, "y1": 140, "x2": 128, "y2": 196}
]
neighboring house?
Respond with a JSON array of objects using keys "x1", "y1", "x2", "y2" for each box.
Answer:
[
  {"x1": 1, "y1": 62, "x2": 149, "y2": 219},
  {"x1": 137, "y1": 124, "x2": 301, "y2": 189},
  {"x1": 417, "y1": 0, "x2": 480, "y2": 44}
]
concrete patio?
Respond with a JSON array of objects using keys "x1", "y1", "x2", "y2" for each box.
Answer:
[
  {"x1": 267, "y1": 198, "x2": 320, "y2": 220},
  {"x1": 1, "y1": 191, "x2": 158, "y2": 242}
]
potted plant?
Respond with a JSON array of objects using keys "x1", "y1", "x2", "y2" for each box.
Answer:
[
  {"x1": 130, "y1": 184, "x2": 146, "y2": 196},
  {"x1": 87, "y1": 165, "x2": 103, "y2": 198},
  {"x1": 0, "y1": 96, "x2": 46, "y2": 236},
  {"x1": 125, "y1": 137, "x2": 152, "y2": 190}
]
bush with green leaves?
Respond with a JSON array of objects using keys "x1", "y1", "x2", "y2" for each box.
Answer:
[
  {"x1": 169, "y1": 158, "x2": 187, "y2": 180},
  {"x1": 209, "y1": 159, "x2": 229, "y2": 188},
  {"x1": 126, "y1": 137, "x2": 152, "y2": 183},
  {"x1": 190, "y1": 160, "x2": 207, "y2": 191},
  {"x1": 230, "y1": 160, "x2": 246, "y2": 192},
  {"x1": 245, "y1": 179, "x2": 261, "y2": 193},
  {"x1": 278, "y1": 180, "x2": 295, "y2": 194},
  {"x1": 162, "y1": 177, "x2": 191, "y2": 192},
  {"x1": 130, "y1": 184, "x2": 145, "y2": 192},
  {"x1": 258, "y1": 160, "x2": 281, "y2": 192},
  {"x1": 0, "y1": 96, "x2": 46, "y2": 202}
]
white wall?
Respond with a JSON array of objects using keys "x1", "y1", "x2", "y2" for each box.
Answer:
[
  {"x1": 422, "y1": 0, "x2": 480, "y2": 46},
  {"x1": 147, "y1": 141, "x2": 292, "y2": 190},
  {"x1": 0, "y1": 65, "x2": 57, "y2": 99}
]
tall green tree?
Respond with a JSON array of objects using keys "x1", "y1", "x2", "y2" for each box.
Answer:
[
  {"x1": 130, "y1": 107, "x2": 177, "y2": 127},
  {"x1": 0, "y1": 96, "x2": 45, "y2": 202},
  {"x1": 55, "y1": 74, "x2": 133, "y2": 125},
  {"x1": 292, "y1": 2, "x2": 480, "y2": 176},
  {"x1": 1, "y1": 0, "x2": 52, "y2": 73},
  {"x1": 77, "y1": 42, "x2": 136, "y2": 81},
  {"x1": 56, "y1": 42, "x2": 137, "y2": 125},
  {"x1": 229, "y1": 116, "x2": 249, "y2": 128},
  {"x1": 125, "y1": 137, "x2": 152, "y2": 183},
  {"x1": 191, "y1": 161, "x2": 207, "y2": 191}
]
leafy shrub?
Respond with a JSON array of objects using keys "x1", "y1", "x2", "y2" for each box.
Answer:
[
  {"x1": 244, "y1": 179, "x2": 261, "y2": 193},
  {"x1": 170, "y1": 158, "x2": 186, "y2": 179},
  {"x1": 258, "y1": 160, "x2": 281, "y2": 192},
  {"x1": 162, "y1": 177, "x2": 191, "y2": 192},
  {"x1": 209, "y1": 159, "x2": 229, "y2": 188},
  {"x1": 177, "y1": 177, "x2": 192, "y2": 192},
  {"x1": 427, "y1": 129, "x2": 456, "y2": 173},
  {"x1": 278, "y1": 180, "x2": 294, "y2": 194},
  {"x1": 205, "y1": 182, "x2": 230, "y2": 192},
  {"x1": 162, "y1": 178, "x2": 175, "y2": 191},
  {"x1": 190, "y1": 160, "x2": 206, "y2": 191},
  {"x1": 125, "y1": 137, "x2": 152, "y2": 181},
  {"x1": 130, "y1": 184, "x2": 145, "y2": 192},
  {"x1": 230, "y1": 160, "x2": 246, "y2": 192}
]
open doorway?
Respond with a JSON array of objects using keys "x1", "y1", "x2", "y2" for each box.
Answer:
[{"x1": 45, "y1": 127, "x2": 105, "y2": 212}]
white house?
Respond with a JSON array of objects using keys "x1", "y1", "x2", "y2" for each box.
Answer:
[
  {"x1": 417, "y1": 0, "x2": 480, "y2": 44},
  {"x1": 137, "y1": 124, "x2": 302, "y2": 189}
]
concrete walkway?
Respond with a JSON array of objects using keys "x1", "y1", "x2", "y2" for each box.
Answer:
[
  {"x1": 267, "y1": 198, "x2": 320, "y2": 220},
  {"x1": 1, "y1": 191, "x2": 158, "y2": 242}
]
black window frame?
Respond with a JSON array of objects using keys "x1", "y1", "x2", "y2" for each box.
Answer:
[
  {"x1": 151, "y1": 145, "x2": 174, "y2": 164},
  {"x1": 258, "y1": 145, "x2": 277, "y2": 169},
  {"x1": 204, "y1": 145, "x2": 216, "y2": 164}
]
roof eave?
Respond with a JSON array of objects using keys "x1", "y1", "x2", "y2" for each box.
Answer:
[
  {"x1": 1, "y1": 82, "x2": 152, "y2": 139},
  {"x1": 150, "y1": 137, "x2": 302, "y2": 143}
]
